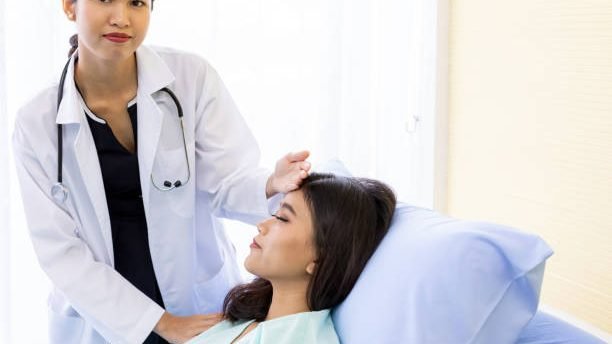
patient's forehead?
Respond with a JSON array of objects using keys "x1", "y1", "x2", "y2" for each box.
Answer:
[{"x1": 280, "y1": 190, "x2": 309, "y2": 218}]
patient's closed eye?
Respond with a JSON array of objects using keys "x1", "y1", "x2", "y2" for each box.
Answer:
[{"x1": 272, "y1": 214, "x2": 288, "y2": 222}]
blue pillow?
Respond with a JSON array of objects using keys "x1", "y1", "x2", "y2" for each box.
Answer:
[{"x1": 333, "y1": 204, "x2": 553, "y2": 344}]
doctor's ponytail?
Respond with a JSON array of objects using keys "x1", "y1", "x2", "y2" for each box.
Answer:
[{"x1": 68, "y1": 34, "x2": 78, "y2": 58}]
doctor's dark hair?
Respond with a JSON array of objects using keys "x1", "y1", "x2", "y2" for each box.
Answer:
[
  {"x1": 67, "y1": 0, "x2": 155, "y2": 57},
  {"x1": 222, "y1": 172, "x2": 396, "y2": 322}
]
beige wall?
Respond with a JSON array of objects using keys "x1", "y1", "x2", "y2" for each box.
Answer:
[{"x1": 448, "y1": 0, "x2": 612, "y2": 333}]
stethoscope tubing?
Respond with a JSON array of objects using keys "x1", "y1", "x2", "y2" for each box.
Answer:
[
  {"x1": 57, "y1": 58, "x2": 71, "y2": 185},
  {"x1": 53, "y1": 55, "x2": 190, "y2": 203}
]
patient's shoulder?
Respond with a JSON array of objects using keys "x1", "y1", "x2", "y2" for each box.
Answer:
[
  {"x1": 184, "y1": 319, "x2": 251, "y2": 344},
  {"x1": 261, "y1": 310, "x2": 340, "y2": 343}
]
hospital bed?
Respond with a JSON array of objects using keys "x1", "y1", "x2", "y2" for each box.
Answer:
[
  {"x1": 332, "y1": 203, "x2": 609, "y2": 343},
  {"x1": 317, "y1": 161, "x2": 609, "y2": 343}
]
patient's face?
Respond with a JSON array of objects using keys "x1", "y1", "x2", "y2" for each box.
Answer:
[{"x1": 245, "y1": 190, "x2": 317, "y2": 282}]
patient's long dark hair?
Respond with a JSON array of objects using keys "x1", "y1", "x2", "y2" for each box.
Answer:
[{"x1": 222, "y1": 173, "x2": 396, "y2": 322}]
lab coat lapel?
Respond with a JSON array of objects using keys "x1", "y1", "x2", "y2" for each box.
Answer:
[
  {"x1": 56, "y1": 55, "x2": 115, "y2": 262},
  {"x1": 134, "y1": 46, "x2": 176, "y2": 212}
]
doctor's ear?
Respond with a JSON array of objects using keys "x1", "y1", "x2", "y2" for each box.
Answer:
[{"x1": 62, "y1": 0, "x2": 76, "y2": 21}]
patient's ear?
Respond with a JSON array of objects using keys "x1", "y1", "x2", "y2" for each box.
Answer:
[{"x1": 306, "y1": 262, "x2": 316, "y2": 275}]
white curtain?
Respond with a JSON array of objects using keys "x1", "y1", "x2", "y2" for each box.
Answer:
[
  {"x1": 1, "y1": 1, "x2": 444, "y2": 342},
  {"x1": 3, "y1": 2, "x2": 71, "y2": 343},
  {"x1": 1, "y1": 0, "x2": 10, "y2": 342},
  {"x1": 147, "y1": 0, "x2": 441, "y2": 206}
]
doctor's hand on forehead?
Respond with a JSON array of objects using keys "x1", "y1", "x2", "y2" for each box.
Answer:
[{"x1": 266, "y1": 151, "x2": 311, "y2": 198}]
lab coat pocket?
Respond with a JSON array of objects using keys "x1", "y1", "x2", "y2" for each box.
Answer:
[
  {"x1": 48, "y1": 306, "x2": 85, "y2": 344},
  {"x1": 193, "y1": 264, "x2": 235, "y2": 314},
  {"x1": 151, "y1": 146, "x2": 194, "y2": 218}
]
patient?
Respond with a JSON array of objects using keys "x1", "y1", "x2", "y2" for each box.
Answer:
[{"x1": 187, "y1": 173, "x2": 396, "y2": 343}]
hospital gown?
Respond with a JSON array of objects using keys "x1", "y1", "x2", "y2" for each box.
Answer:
[{"x1": 186, "y1": 309, "x2": 339, "y2": 343}]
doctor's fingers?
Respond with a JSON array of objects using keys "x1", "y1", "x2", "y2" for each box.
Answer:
[
  {"x1": 283, "y1": 171, "x2": 310, "y2": 191},
  {"x1": 179, "y1": 315, "x2": 223, "y2": 343},
  {"x1": 288, "y1": 160, "x2": 311, "y2": 176},
  {"x1": 157, "y1": 313, "x2": 223, "y2": 343},
  {"x1": 193, "y1": 313, "x2": 224, "y2": 327},
  {"x1": 182, "y1": 313, "x2": 223, "y2": 333},
  {"x1": 299, "y1": 160, "x2": 311, "y2": 172},
  {"x1": 285, "y1": 150, "x2": 310, "y2": 163}
]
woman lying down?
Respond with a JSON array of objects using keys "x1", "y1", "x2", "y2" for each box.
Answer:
[{"x1": 187, "y1": 173, "x2": 396, "y2": 343}]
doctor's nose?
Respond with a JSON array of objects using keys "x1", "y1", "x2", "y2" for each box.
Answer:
[{"x1": 109, "y1": 4, "x2": 131, "y2": 28}]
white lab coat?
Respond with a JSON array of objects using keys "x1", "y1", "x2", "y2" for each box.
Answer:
[{"x1": 13, "y1": 45, "x2": 273, "y2": 344}]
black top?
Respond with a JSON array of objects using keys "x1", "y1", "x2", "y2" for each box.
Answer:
[{"x1": 86, "y1": 104, "x2": 168, "y2": 344}]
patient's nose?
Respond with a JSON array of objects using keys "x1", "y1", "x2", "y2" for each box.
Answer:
[{"x1": 256, "y1": 218, "x2": 272, "y2": 235}]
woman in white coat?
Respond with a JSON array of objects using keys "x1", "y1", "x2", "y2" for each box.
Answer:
[{"x1": 12, "y1": 0, "x2": 310, "y2": 343}]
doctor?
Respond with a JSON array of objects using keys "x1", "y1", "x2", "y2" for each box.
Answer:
[{"x1": 12, "y1": 0, "x2": 310, "y2": 343}]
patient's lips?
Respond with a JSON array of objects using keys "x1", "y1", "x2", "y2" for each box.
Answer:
[{"x1": 250, "y1": 239, "x2": 261, "y2": 249}]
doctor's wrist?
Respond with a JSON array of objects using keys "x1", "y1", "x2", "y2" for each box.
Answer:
[{"x1": 154, "y1": 311, "x2": 172, "y2": 336}]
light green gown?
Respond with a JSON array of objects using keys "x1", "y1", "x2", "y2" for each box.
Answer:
[{"x1": 186, "y1": 309, "x2": 340, "y2": 344}]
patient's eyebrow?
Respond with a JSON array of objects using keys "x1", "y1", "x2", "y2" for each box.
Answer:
[{"x1": 280, "y1": 202, "x2": 297, "y2": 217}]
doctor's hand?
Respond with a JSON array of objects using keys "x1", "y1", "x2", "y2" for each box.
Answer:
[
  {"x1": 266, "y1": 151, "x2": 311, "y2": 198},
  {"x1": 154, "y1": 311, "x2": 223, "y2": 344}
]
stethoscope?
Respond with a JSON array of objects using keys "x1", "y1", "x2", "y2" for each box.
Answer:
[{"x1": 51, "y1": 56, "x2": 191, "y2": 204}]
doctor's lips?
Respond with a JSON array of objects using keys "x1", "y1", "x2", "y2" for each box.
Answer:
[
  {"x1": 250, "y1": 239, "x2": 261, "y2": 249},
  {"x1": 103, "y1": 32, "x2": 131, "y2": 43}
]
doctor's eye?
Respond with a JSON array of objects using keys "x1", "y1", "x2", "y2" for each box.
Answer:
[{"x1": 131, "y1": 0, "x2": 147, "y2": 7}]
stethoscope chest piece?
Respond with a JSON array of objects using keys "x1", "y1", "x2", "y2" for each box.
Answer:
[{"x1": 51, "y1": 182, "x2": 68, "y2": 204}]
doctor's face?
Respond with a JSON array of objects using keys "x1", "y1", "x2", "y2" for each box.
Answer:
[
  {"x1": 63, "y1": 0, "x2": 151, "y2": 61},
  {"x1": 245, "y1": 190, "x2": 317, "y2": 282}
]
